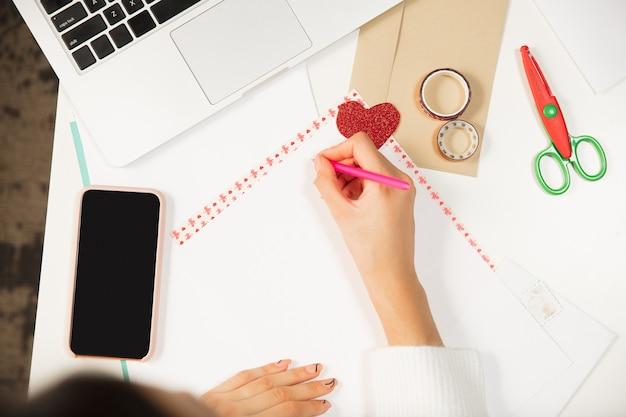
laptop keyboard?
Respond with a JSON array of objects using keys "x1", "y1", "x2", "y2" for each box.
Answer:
[{"x1": 42, "y1": 0, "x2": 204, "y2": 71}]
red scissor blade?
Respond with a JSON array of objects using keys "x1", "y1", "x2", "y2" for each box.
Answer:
[
  {"x1": 520, "y1": 45, "x2": 572, "y2": 159},
  {"x1": 521, "y1": 45, "x2": 552, "y2": 105}
]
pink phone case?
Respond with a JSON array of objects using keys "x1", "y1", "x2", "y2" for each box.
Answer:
[{"x1": 67, "y1": 185, "x2": 166, "y2": 362}]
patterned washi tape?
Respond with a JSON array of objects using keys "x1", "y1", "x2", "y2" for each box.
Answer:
[
  {"x1": 418, "y1": 68, "x2": 471, "y2": 121},
  {"x1": 171, "y1": 91, "x2": 496, "y2": 272},
  {"x1": 437, "y1": 119, "x2": 480, "y2": 161}
]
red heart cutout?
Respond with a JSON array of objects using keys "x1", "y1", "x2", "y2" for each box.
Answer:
[{"x1": 336, "y1": 101, "x2": 400, "y2": 148}]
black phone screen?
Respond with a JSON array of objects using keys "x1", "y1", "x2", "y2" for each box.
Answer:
[{"x1": 70, "y1": 189, "x2": 161, "y2": 359}]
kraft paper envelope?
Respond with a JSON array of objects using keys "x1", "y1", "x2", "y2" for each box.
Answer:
[{"x1": 351, "y1": 0, "x2": 509, "y2": 176}]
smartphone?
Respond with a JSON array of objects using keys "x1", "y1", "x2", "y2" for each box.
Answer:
[{"x1": 69, "y1": 187, "x2": 164, "y2": 360}]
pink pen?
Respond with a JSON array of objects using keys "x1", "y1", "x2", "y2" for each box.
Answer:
[{"x1": 331, "y1": 161, "x2": 410, "y2": 191}]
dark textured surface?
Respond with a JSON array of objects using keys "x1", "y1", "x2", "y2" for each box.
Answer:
[{"x1": 0, "y1": 1, "x2": 58, "y2": 399}]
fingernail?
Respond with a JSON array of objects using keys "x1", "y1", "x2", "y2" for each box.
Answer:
[
  {"x1": 322, "y1": 378, "x2": 337, "y2": 390},
  {"x1": 322, "y1": 400, "x2": 332, "y2": 409},
  {"x1": 276, "y1": 359, "x2": 290, "y2": 368},
  {"x1": 306, "y1": 363, "x2": 322, "y2": 374}
]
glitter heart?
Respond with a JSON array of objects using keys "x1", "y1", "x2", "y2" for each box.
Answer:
[{"x1": 336, "y1": 100, "x2": 400, "y2": 149}]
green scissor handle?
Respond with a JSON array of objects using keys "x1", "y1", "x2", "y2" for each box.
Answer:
[
  {"x1": 569, "y1": 134, "x2": 607, "y2": 181},
  {"x1": 534, "y1": 134, "x2": 607, "y2": 196},
  {"x1": 534, "y1": 144, "x2": 571, "y2": 195}
]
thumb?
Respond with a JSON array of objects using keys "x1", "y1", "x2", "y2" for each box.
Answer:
[{"x1": 314, "y1": 155, "x2": 349, "y2": 214}]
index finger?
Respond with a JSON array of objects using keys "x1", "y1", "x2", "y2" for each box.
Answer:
[{"x1": 319, "y1": 132, "x2": 391, "y2": 173}]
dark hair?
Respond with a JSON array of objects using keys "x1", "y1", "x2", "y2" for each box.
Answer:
[{"x1": 1, "y1": 375, "x2": 171, "y2": 417}]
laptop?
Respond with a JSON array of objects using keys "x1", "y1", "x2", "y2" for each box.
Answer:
[{"x1": 14, "y1": 0, "x2": 401, "y2": 166}]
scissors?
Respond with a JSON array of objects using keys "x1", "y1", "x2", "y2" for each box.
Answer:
[{"x1": 520, "y1": 45, "x2": 607, "y2": 195}]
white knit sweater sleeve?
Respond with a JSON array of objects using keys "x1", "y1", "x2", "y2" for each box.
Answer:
[{"x1": 364, "y1": 347, "x2": 488, "y2": 417}]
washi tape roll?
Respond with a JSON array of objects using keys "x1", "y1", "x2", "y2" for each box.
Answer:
[
  {"x1": 437, "y1": 120, "x2": 480, "y2": 161},
  {"x1": 419, "y1": 68, "x2": 471, "y2": 121}
]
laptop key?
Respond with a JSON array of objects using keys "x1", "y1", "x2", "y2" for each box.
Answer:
[
  {"x1": 72, "y1": 45, "x2": 96, "y2": 70},
  {"x1": 103, "y1": 4, "x2": 125, "y2": 25},
  {"x1": 91, "y1": 34, "x2": 115, "y2": 59},
  {"x1": 83, "y1": 0, "x2": 107, "y2": 13},
  {"x1": 128, "y1": 10, "x2": 156, "y2": 38},
  {"x1": 151, "y1": 0, "x2": 201, "y2": 24},
  {"x1": 41, "y1": 0, "x2": 72, "y2": 14},
  {"x1": 110, "y1": 24, "x2": 133, "y2": 48},
  {"x1": 62, "y1": 14, "x2": 107, "y2": 50},
  {"x1": 51, "y1": 3, "x2": 87, "y2": 32},
  {"x1": 121, "y1": 0, "x2": 144, "y2": 15}
]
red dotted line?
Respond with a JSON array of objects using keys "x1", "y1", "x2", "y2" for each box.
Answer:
[
  {"x1": 384, "y1": 138, "x2": 495, "y2": 271},
  {"x1": 171, "y1": 106, "x2": 339, "y2": 245}
]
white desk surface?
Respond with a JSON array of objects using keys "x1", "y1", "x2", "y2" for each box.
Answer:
[{"x1": 31, "y1": 0, "x2": 626, "y2": 415}]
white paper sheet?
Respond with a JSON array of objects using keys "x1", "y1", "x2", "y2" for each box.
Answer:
[
  {"x1": 533, "y1": 0, "x2": 626, "y2": 92},
  {"x1": 79, "y1": 83, "x2": 571, "y2": 415},
  {"x1": 496, "y1": 260, "x2": 616, "y2": 417}
]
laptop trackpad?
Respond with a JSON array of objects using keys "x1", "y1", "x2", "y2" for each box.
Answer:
[{"x1": 172, "y1": 0, "x2": 312, "y2": 104}]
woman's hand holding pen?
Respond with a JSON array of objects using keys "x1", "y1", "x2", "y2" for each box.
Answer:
[{"x1": 314, "y1": 132, "x2": 442, "y2": 347}]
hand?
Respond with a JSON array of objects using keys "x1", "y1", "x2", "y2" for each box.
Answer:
[
  {"x1": 201, "y1": 360, "x2": 336, "y2": 417},
  {"x1": 314, "y1": 133, "x2": 442, "y2": 346}
]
